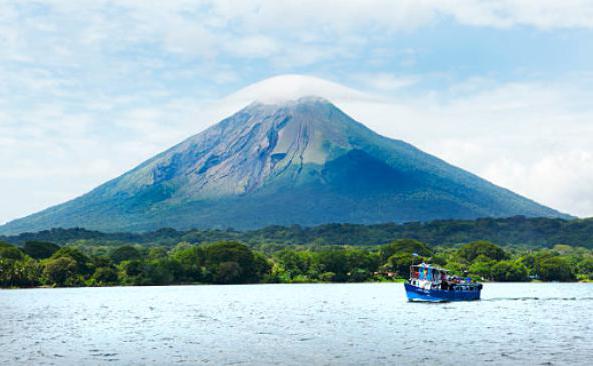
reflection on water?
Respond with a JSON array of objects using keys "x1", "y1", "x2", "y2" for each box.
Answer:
[{"x1": 1, "y1": 283, "x2": 592, "y2": 365}]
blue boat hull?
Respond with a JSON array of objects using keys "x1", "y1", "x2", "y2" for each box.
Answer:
[{"x1": 404, "y1": 283, "x2": 481, "y2": 302}]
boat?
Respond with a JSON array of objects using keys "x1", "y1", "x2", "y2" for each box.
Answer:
[{"x1": 404, "y1": 263, "x2": 482, "y2": 302}]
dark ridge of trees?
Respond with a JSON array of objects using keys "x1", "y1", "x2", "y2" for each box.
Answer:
[
  {"x1": 23, "y1": 241, "x2": 60, "y2": 259},
  {"x1": 2, "y1": 216, "x2": 593, "y2": 249}
]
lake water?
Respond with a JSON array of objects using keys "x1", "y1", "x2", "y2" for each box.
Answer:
[{"x1": 1, "y1": 283, "x2": 592, "y2": 365}]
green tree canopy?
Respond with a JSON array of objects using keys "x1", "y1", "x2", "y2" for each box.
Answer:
[
  {"x1": 577, "y1": 257, "x2": 593, "y2": 279},
  {"x1": 171, "y1": 245, "x2": 205, "y2": 282},
  {"x1": 0, "y1": 257, "x2": 41, "y2": 287},
  {"x1": 92, "y1": 267, "x2": 119, "y2": 285},
  {"x1": 147, "y1": 247, "x2": 168, "y2": 260},
  {"x1": 538, "y1": 256, "x2": 575, "y2": 281},
  {"x1": 379, "y1": 239, "x2": 432, "y2": 261},
  {"x1": 110, "y1": 245, "x2": 142, "y2": 264},
  {"x1": 23, "y1": 241, "x2": 60, "y2": 259},
  {"x1": 490, "y1": 261, "x2": 529, "y2": 282},
  {"x1": 212, "y1": 261, "x2": 242, "y2": 284},
  {"x1": 386, "y1": 252, "x2": 422, "y2": 278},
  {"x1": 50, "y1": 247, "x2": 92, "y2": 275},
  {"x1": 457, "y1": 241, "x2": 507, "y2": 263},
  {"x1": 203, "y1": 241, "x2": 259, "y2": 284},
  {"x1": 468, "y1": 260, "x2": 494, "y2": 279},
  {"x1": 274, "y1": 249, "x2": 313, "y2": 276},
  {"x1": 317, "y1": 249, "x2": 349, "y2": 282},
  {"x1": 43, "y1": 256, "x2": 78, "y2": 286},
  {"x1": 0, "y1": 243, "x2": 25, "y2": 260}
]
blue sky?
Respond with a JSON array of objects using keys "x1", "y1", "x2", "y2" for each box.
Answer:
[{"x1": 2, "y1": 0, "x2": 593, "y2": 223}]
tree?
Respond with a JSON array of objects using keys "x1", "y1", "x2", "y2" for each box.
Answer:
[
  {"x1": 538, "y1": 256, "x2": 575, "y2": 281},
  {"x1": 0, "y1": 257, "x2": 41, "y2": 287},
  {"x1": 50, "y1": 247, "x2": 93, "y2": 275},
  {"x1": 274, "y1": 249, "x2": 313, "y2": 278},
  {"x1": 253, "y1": 252, "x2": 273, "y2": 281},
  {"x1": 203, "y1": 241, "x2": 260, "y2": 283},
  {"x1": 171, "y1": 245, "x2": 205, "y2": 282},
  {"x1": 43, "y1": 257, "x2": 78, "y2": 286},
  {"x1": 490, "y1": 261, "x2": 529, "y2": 282},
  {"x1": 577, "y1": 257, "x2": 593, "y2": 279},
  {"x1": 23, "y1": 241, "x2": 60, "y2": 259},
  {"x1": 317, "y1": 249, "x2": 349, "y2": 282},
  {"x1": 380, "y1": 239, "x2": 432, "y2": 262},
  {"x1": 213, "y1": 261, "x2": 242, "y2": 284},
  {"x1": 346, "y1": 248, "x2": 379, "y2": 272},
  {"x1": 92, "y1": 267, "x2": 119, "y2": 285},
  {"x1": 457, "y1": 241, "x2": 507, "y2": 263},
  {"x1": 349, "y1": 268, "x2": 371, "y2": 282},
  {"x1": 141, "y1": 259, "x2": 177, "y2": 285},
  {"x1": 319, "y1": 271, "x2": 336, "y2": 282},
  {"x1": 386, "y1": 252, "x2": 422, "y2": 278},
  {"x1": 0, "y1": 243, "x2": 25, "y2": 260},
  {"x1": 468, "y1": 260, "x2": 494, "y2": 280},
  {"x1": 147, "y1": 247, "x2": 168, "y2": 260},
  {"x1": 110, "y1": 245, "x2": 142, "y2": 264}
]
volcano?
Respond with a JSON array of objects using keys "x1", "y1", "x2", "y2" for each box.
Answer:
[{"x1": 0, "y1": 77, "x2": 569, "y2": 234}]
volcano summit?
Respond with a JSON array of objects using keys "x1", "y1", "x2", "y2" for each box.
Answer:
[{"x1": 0, "y1": 78, "x2": 568, "y2": 234}]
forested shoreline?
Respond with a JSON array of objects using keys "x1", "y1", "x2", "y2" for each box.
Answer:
[{"x1": 2, "y1": 236, "x2": 592, "y2": 288}]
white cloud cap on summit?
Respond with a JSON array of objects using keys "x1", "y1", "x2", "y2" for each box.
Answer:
[{"x1": 225, "y1": 75, "x2": 370, "y2": 105}]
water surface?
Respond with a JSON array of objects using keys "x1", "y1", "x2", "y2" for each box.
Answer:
[{"x1": 1, "y1": 283, "x2": 592, "y2": 365}]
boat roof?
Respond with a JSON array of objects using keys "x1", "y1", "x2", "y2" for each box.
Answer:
[{"x1": 411, "y1": 263, "x2": 449, "y2": 272}]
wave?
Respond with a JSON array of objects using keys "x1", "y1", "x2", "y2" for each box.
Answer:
[{"x1": 484, "y1": 296, "x2": 593, "y2": 302}]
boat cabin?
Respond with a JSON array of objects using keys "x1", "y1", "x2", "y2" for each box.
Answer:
[
  {"x1": 409, "y1": 263, "x2": 478, "y2": 291},
  {"x1": 409, "y1": 263, "x2": 447, "y2": 290},
  {"x1": 405, "y1": 263, "x2": 482, "y2": 302}
]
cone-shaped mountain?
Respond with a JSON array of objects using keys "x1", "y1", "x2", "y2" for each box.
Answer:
[{"x1": 0, "y1": 97, "x2": 569, "y2": 234}]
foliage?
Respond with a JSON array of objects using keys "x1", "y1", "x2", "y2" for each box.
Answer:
[
  {"x1": 457, "y1": 241, "x2": 508, "y2": 262},
  {"x1": 1, "y1": 234, "x2": 592, "y2": 288},
  {"x1": 91, "y1": 266, "x2": 119, "y2": 285},
  {"x1": 203, "y1": 241, "x2": 267, "y2": 284},
  {"x1": 537, "y1": 256, "x2": 575, "y2": 282},
  {"x1": 110, "y1": 245, "x2": 142, "y2": 264},
  {"x1": 379, "y1": 239, "x2": 432, "y2": 261},
  {"x1": 23, "y1": 241, "x2": 60, "y2": 259},
  {"x1": 4, "y1": 217, "x2": 593, "y2": 249},
  {"x1": 0, "y1": 245, "x2": 25, "y2": 260},
  {"x1": 490, "y1": 261, "x2": 529, "y2": 282},
  {"x1": 50, "y1": 247, "x2": 93, "y2": 276},
  {"x1": 43, "y1": 257, "x2": 79, "y2": 286}
]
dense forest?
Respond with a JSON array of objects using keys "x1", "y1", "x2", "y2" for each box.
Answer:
[
  {"x1": 2, "y1": 216, "x2": 593, "y2": 249},
  {"x1": 3, "y1": 216, "x2": 593, "y2": 288},
  {"x1": 1, "y1": 236, "x2": 592, "y2": 288}
]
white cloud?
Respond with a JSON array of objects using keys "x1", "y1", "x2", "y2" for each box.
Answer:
[
  {"x1": 482, "y1": 151, "x2": 593, "y2": 217},
  {"x1": 446, "y1": 0, "x2": 593, "y2": 29},
  {"x1": 3, "y1": 0, "x2": 591, "y2": 70},
  {"x1": 228, "y1": 35, "x2": 279, "y2": 58},
  {"x1": 352, "y1": 73, "x2": 419, "y2": 92}
]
